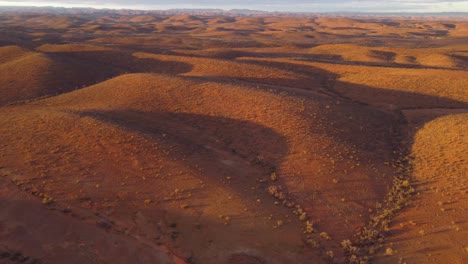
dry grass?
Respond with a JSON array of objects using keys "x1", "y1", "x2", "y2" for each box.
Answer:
[{"x1": 0, "y1": 12, "x2": 466, "y2": 264}]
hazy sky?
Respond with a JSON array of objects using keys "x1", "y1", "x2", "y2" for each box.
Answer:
[{"x1": 0, "y1": 0, "x2": 467, "y2": 12}]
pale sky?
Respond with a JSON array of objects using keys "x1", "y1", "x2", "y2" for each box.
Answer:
[{"x1": 0, "y1": 0, "x2": 467, "y2": 12}]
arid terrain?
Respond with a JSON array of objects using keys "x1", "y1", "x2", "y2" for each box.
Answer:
[{"x1": 0, "y1": 9, "x2": 467, "y2": 264}]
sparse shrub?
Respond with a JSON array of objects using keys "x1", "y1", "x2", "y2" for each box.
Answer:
[
  {"x1": 358, "y1": 227, "x2": 380, "y2": 244},
  {"x1": 42, "y1": 197, "x2": 54, "y2": 205},
  {"x1": 319, "y1": 232, "x2": 331, "y2": 240},
  {"x1": 304, "y1": 221, "x2": 314, "y2": 233},
  {"x1": 341, "y1": 239, "x2": 358, "y2": 255},
  {"x1": 270, "y1": 172, "x2": 277, "y2": 181},
  {"x1": 306, "y1": 238, "x2": 319, "y2": 248},
  {"x1": 385, "y1": 247, "x2": 393, "y2": 256},
  {"x1": 276, "y1": 220, "x2": 283, "y2": 227},
  {"x1": 299, "y1": 212, "x2": 308, "y2": 221}
]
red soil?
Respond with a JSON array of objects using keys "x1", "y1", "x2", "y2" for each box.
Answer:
[{"x1": 0, "y1": 13, "x2": 466, "y2": 264}]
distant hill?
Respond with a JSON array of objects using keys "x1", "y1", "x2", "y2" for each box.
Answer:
[
  {"x1": 0, "y1": 6, "x2": 467, "y2": 20},
  {"x1": 229, "y1": 9, "x2": 269, "y2": 14}
]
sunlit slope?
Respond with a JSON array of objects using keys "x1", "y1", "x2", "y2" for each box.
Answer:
[
  {"x1": 310, "y1": 44, "x2": 467, "y2": 69},
  {"x1": 0, "y1": 73, "x2": 401, "y2": 263},
  {"x1": 376, "y1": 112, "x2": 468, "y2": 264},
  {"x1": 238, "y1": 57, "x2": 468, "y2": 109},
  {"x1": 0, "y1": 45, "x2": 121, "y2": 105},
  {"x1": 36, "y1": 44, "x2": 324, "y2": 90}
]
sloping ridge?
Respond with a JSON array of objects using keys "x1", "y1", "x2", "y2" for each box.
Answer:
[
  {"x1": 310, "y1": 44, "x2": 464, "y2": 69},
  {"x1": 0, "y1": 73, "x2": 401, "y2": 263},
  {"x1": 0, "y1": 45, "x2": 121, "y2": 105}
]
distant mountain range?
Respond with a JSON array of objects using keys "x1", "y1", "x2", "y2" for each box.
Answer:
[{"x1": 0, "y1": 6, "x2": 467, "y2": 18}]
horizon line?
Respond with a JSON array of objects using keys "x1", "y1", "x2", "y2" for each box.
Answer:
[{"x1": 1, "y1": 5, "x2": 468, "y2": 15}]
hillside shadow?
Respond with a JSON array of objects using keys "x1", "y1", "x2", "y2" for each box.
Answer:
[
  {"x1": 240, "y1": 54, "x2": 459, "y2": 70},
  {"x1": 294, "y1": 61, "x2": 468, "y2": 246},
  {"x1": 235, "y1": 58, "x2": 468, "y2": 108},
  {"x1": 0, "y1": 109, "x2": 296, "y2": 262},
  {"x1": 73, "y1": 110, "x2": 289, "y2": 178},
  {"x1": 40, "y1": 49, "x2": 193, "y2": 75},
  {"x1": 171, "y1": 50, "x2": 342, "y2": 61},
  {"x1": 2, "y1": 44, "x2": 467, "y2": 261},
  {"x1": 329, "y1": 81, "x2": 468, "y2": 109},
  {"x1": 156, "y1": 59, "x2": 468, "y2": 247},
  {"x1": 0, "y1": 48, "x2": 193, "y2": 105},
  {"x1": 1, "y1": 14, "x2": 467, "y2": 263}
]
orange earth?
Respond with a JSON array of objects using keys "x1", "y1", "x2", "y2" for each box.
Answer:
[{"x1": 0, "y1": 11, "x2": 467, "y2": 264}]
